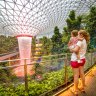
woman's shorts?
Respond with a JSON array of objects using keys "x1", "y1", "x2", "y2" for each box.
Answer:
[{"x1": 70, "y1": 59, "x2": 86, "y2": 68}]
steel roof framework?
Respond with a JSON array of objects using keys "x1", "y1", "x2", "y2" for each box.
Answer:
[{"x1": 0, "y1": 0, "x2": 96, "y2": 36}]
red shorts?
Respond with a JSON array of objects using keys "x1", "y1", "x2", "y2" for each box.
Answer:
[{"x1": 70, "y1": 59, "x2": 86, "y2": 68}]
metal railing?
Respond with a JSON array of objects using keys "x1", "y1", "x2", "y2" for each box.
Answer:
[{"x1": 0, "y1": 52, "x2": 96, "y2": 96}]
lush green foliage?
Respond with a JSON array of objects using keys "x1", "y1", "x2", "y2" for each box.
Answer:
[
  {"x1": 0, "y1": 35, "x2": 18, "y2": 54},
  {"x1": 51, "y1": 26, "x2": 62, "y2": 54},
  {"x1": 0, "y1": 68, "x2": 73, "y2": 96},
  {"x1": 66, "y1": 10, "x2": 82, "y2": 32},
  {"x1": 0, "y1": 62, "x2": 18, "y2": 84},
  {"x1": 40, "y1": 36, "x2": 52, "y2": 55},
  {"x1": 0, "y1": 36, "x2": 18, "y2": 84},
  {"x1": 84, "y1": 7, "x2": 96, "y2": 48},
  {"x1": 61, "y1": 27, "x2": 70, "y2": 53},
  {"x1": 31, "y1": 36, "x2": 36, "y2": 57},
  {"x1": 85, "y1": 7, "x2": 96, "y2": 37}
]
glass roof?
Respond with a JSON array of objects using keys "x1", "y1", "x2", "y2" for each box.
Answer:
[{"x1": 0, "y1": 0, "x2": 96, "y2": 36}]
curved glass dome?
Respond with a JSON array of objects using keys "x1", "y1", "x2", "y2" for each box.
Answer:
[{"x1": 0, "y1": 0, "x2": 96, "y2": 36}]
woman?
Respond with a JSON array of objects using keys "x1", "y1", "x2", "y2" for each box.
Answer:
[{"x1": 70, "y1": 30, "x2": 90, "y2": 95}]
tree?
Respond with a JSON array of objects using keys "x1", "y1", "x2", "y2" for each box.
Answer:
[
  {"x1": 82, "y1": 7, "x2": 96, "y2": 48},
  {"x1": 0, "y1": 35, "x2": 18, "y2": 54},
  {"x1": 62, "y1": 27, "x2": 69, "y2": 44},
  {"x1": 31, "y1": 36, "x2": 36, "y2": 57},
  {"x1": 85, "y1": 7, "x2": 96, "y2": 36},
  {"x1": 0, "y1": 62, "x2": 17, "y2": 84},
  {"x1": 66, "y1": 10, "x2": 82, "y2": 32},
  {"x1": 51, "y1": 26, "x2": 62, "y2": 53},
  {"x1": 40, "y1": 36, "x2": 52, "y2": 55},
  {"x1": 61, "y1": 27, "x2": 70, "y2": 53}
]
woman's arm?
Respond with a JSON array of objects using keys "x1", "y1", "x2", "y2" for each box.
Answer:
[
  {"x1": 70, "y1": 45, "x2": 80, "y2": 53},
  {"x1": 70, "y1": 41, "x2": 82, "y2": 53}
]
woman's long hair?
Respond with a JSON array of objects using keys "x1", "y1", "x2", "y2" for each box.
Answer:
[{"x1": 79, "y1": 30, "x2": 90, "y2": 44}]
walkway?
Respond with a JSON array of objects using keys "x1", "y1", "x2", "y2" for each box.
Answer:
[
  {"x1": 0, "y1": 52, "x2": 18, "y2": 61},
  {"x1": 56, "y1": 66, "x2": 96, "y2": 96}
]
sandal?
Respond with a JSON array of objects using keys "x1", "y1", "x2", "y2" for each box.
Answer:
[
  {"x1": 79, "y1": 87, "x2": 85, "y2": 93},
  {"x1": 70, "y1": 88, "x2": 78, "y2": 95}
]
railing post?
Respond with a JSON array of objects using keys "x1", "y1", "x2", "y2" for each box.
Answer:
[{"x1": 24, "y1": 59, "x2": 28, "y2": 94}]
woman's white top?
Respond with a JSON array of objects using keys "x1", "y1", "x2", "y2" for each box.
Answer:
[{"x1": 71, "y1": 39, "x2": 87, "y2": 61}]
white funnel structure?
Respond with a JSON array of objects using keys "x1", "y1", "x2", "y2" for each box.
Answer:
[
  {"x1": 16, "y1": 35, "x2": 32, "y2": 76},
  {"x1": 17, "y1": 35, "x2": 32, "y2": 64}
]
